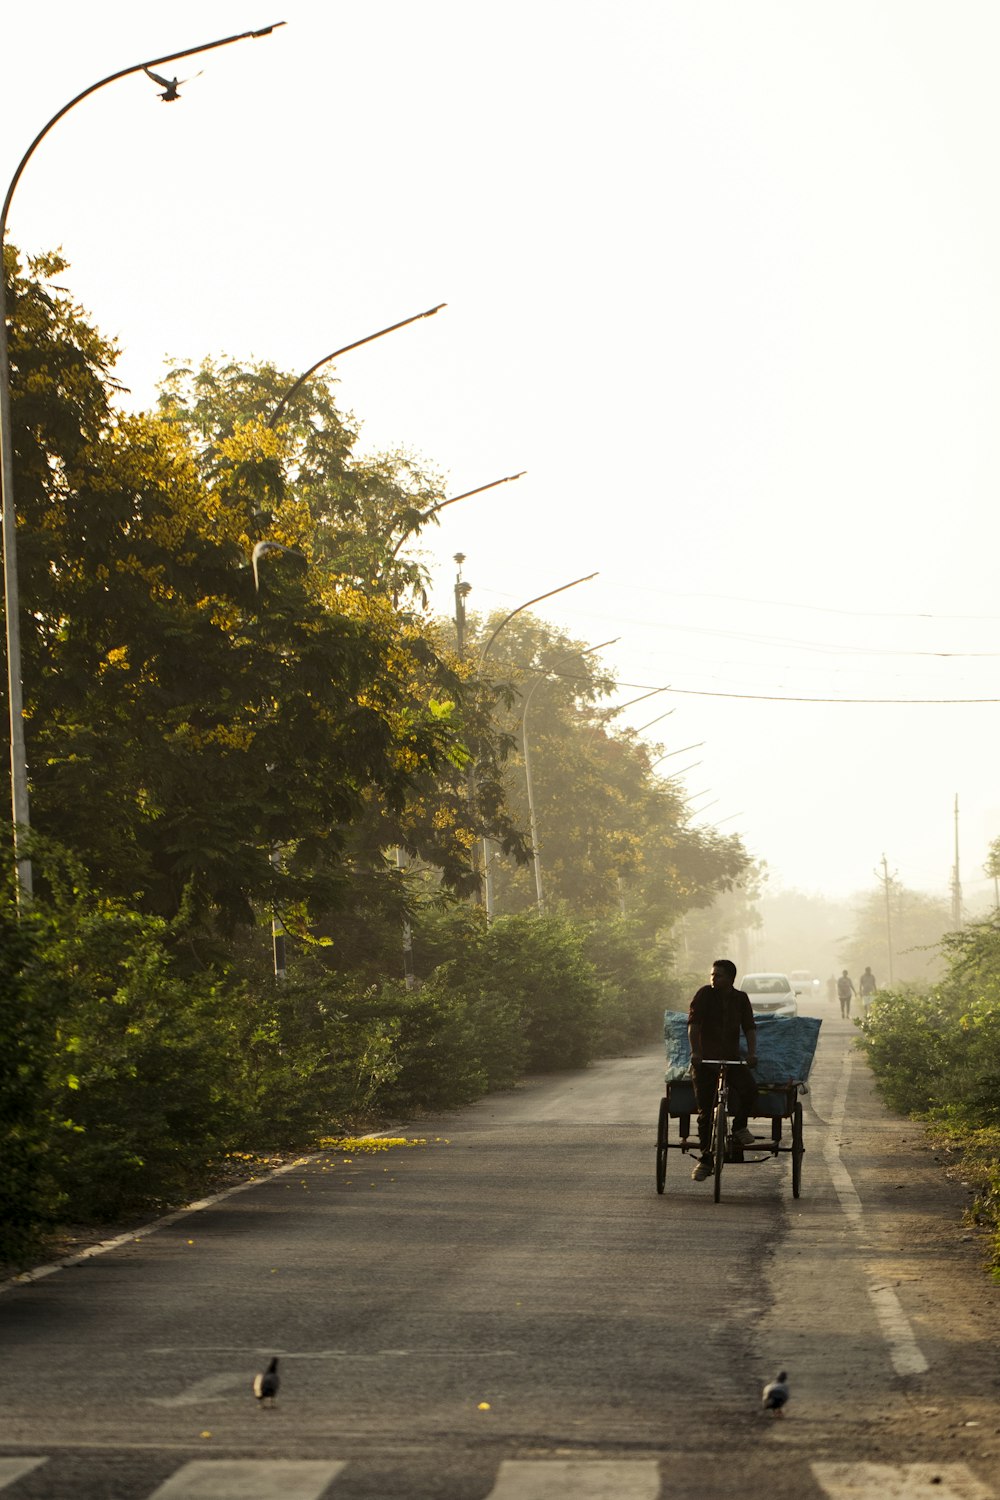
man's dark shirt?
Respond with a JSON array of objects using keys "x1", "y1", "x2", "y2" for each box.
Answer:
[{"x1": 688, "y1": 984, "x2": 755, "y2": 1060}]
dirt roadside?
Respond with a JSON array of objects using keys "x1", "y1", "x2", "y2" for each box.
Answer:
[{"x1": 756, "y1": 1011, "x2": 1000, "y2": 1477}]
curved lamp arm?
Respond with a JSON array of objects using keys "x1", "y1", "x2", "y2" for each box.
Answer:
[
  {"x1": 385, "y1": 470, "x2": 525, "y2": 564},
  {"x1": 267, "y1": 302, "x2": 446, "y2": 429},
  {"x1": 1, "y1": 25, "x2": 286, "y2": 232},
  {"x1": 477, "y1": 573, "x2": 598, "y2": 670}
]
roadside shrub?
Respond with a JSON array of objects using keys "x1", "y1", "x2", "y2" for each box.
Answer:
[
  {"x1": 40, "y1": 900, "x2": 238, "y2": 1220},
  {"x1": 484, "y1": 911, "x2": 601, "y2": 1072},
  {"x1": 857, "y1": 987, "x2": 964, "y2": 1116},
  {"x1": 856, "y1": 920, "x2": 1000, "y2": 1275},
  {"x1": 583, "y1": 917, "x2": 679, "y2": 1053},
  {"x1": 0, "y1": 897, "x2": 66, "y2": 1261},
  {"x1": 376, "y1": 974, "x2": 490, "y2": 1112},
  {"x1": 224, "y1": 967, "x2": 402, "y2": 1144}
]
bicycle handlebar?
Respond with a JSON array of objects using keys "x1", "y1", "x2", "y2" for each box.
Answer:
[{"x1": 698, "y1": 1058, "x2": 750, "y2": 1066}]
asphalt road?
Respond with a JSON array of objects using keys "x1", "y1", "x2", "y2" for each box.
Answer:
[{"x1": 2, "y1": 1004, "x2": 999, "y2": 1499}]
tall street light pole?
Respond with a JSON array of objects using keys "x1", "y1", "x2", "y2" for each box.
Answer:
[
  {"x1": 1, "y1": 22, "x2": 286, "y2": 901},
  {"x1": 476, "y1": 571, "x2": 598, "y2": 920}
]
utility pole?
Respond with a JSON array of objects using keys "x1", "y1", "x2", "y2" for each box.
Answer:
[
  {"x1": 874, "y1": 854, "x2": 896, "y2": 987},
  {"x1": 950, "y1": 793, "x2": 963, "y2": 929},
  {"x1": 453, "y1": 553, "x2": 470, "y2": 656}
]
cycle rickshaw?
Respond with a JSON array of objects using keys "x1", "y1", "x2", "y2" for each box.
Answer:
[{"x1": 655, "y1": 1012, "x2": 821, "y2": 1203}]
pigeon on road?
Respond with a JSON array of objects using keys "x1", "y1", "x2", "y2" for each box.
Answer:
[
  {"x1": 762, "y1": 1370, "x2": 789, "y2": 1416},
  {"x1": 253, "y1": 1356, "x2": 280, "y2": 1407}
]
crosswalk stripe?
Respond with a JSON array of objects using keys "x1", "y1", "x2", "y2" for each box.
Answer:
[
  {"x1": 0, "y1": 1458, "x2": 47, "y2": 1491},
  {"x1": 147, "y1": 1373, "x2": 248, "y2": 1406},
  {"x1": 147, "y1": 1459, "x2": 347, "y2": 1499},
  {"x1": 486, "y1": 1458, "x2": 661, "y2": 1498},
  {"x1": 812, "y1": 1461, "x2": 996, "y2": 1499}
]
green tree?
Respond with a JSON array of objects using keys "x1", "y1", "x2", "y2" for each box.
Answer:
[{"x1": 2, "y1": 252, "x2": 525, "y2": 948}]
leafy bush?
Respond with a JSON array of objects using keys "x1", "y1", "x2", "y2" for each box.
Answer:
[
  {"x1": 218, "y1": 967, "x2": 403, "y2": 1146},
  {"x1": 375, "y1": 975, "x2": 489, "y2": 1112},
  {"x1": 857, "y1": 987, "x2": 963, "y2": 1116},
  {"x1": 583, "y1": 917, "x2": 680, "y2": 1054},
  {"x1": 484, "y1": 912, "x2": 601, "y2": 1072},
  {"x1": 1, "y1": 840, "x2": 697, "y2": 1262},
  {"x1": 0, "y1": 900, "x2": 66, "y2": 1261},
  {"x1": 856, "y1": 919, "x2": 1000, "y2": 1274}
]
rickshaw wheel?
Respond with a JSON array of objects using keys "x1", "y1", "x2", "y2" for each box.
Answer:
[
  {"x1": 656, "y1": 1096, "x2": 669, "y2": 1194},
  {"x1": 791, "y1": 1101, "x2": 804, "y2": 1198}
]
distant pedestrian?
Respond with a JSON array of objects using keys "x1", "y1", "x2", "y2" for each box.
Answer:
[
  {"x1": 837, "y1": 970, "x2": 856, "y2": 1019},
  {"x1": 826, "y1": 974, "x2": 837, "y2": 1007},
  {"x1": 859, "y1": 966, "x2": 877, "y2": 1009}
]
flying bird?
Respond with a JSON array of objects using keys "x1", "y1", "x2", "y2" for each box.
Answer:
[
  {"x1": 251, "y1": 540, "x2": 306, "y2": 592},
  {"x1": 762, "y1": 1370, "x2": 789, "y2": 1416},
  {"x1": 143, "y1": 66, "x2": 202, "y2": 102},
  {"x1": 253, "y1": 1356, "x2": 280, "y2": 1407}
]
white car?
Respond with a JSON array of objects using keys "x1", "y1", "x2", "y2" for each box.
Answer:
[
  {"x1": 739, "y1": 972, "x2": 798, "y2": 1019},
  {"x1": 789, "y1": 970, "x2": 820, "y2": 999}
]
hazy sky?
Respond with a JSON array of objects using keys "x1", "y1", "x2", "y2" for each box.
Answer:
[{"x1": 4, "y1": 2, "x2": 1000, "y2": 903}]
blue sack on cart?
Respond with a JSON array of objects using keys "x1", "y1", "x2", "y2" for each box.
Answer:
[{"x1": 663, "y1": 1010, "x2": 821, "y2": 1087}]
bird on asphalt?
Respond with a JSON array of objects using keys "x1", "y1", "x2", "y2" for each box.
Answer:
[
  {"x1": 253, "y1": 1356, "x2": 280, "y2": 1407},
  {"x1": 762, "y1": 1370, "x2": 789, "y2": 1416},
  {"x1": 143, "y1": 66, "x2": 202, "y2": 102}
]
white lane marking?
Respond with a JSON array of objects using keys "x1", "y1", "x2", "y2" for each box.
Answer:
[
  {"x1": 822, "y1": 1049, "x2": 929, "y2": 1376},
  {"x1": 147, "y1": 1373, "x2": 249, "y2": 1406},
  {"x1": 813, "y1": 1461, "x2": 995, "y2": 1499},
  {"x1": 0, "y1": 1458, "x2": 47, "y2": 1490},
  {"x1": 148, "y1": 1459, "x2": 347, "y2": 1499},
  {"x1": 0, "y1": 1158, "x2": 314, "y2": 1297},
  {"x1": 487, "y1": 1458, "x2": 661, "y2": 1498}
]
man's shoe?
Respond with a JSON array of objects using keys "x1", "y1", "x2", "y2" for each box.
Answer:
[
  {"x1": 691, "y1": 1158, "x2": 713, "y2": 1181},
  {"x1": 733, "y1": 1127, "x2": 756, "y2": 1148}
]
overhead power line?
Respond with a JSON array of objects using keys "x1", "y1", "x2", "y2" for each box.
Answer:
[{"x1": 658, "y1": 687, "x2": 1000, "y2": 705}]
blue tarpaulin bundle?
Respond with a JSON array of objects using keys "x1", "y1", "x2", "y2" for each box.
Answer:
[{"x1": 663, "y1": 1010, "x2": 822, "y2": 1087}]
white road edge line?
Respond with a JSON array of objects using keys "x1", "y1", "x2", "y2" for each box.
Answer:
[
  {"x1": 0, "y1": 1135, "x2": 417, "y2": 1297},
  {"x1": 822, "y1": 1051, "x2": 929, "y2": 1377},
  {"x1": 0, "y1": 1153, "x2": 317, "y2": 1296},
  {"x1": 0, "y1": 1457, "x2": 48, "y2": 1492}
]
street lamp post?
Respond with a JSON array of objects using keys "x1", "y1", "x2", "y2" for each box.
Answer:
[
  {"x1": 476, "y1": 571, "x2": 598, "y2": 920},
  {"x1": 1, "y1": 22, "x2": 286, "y2": 900}
]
